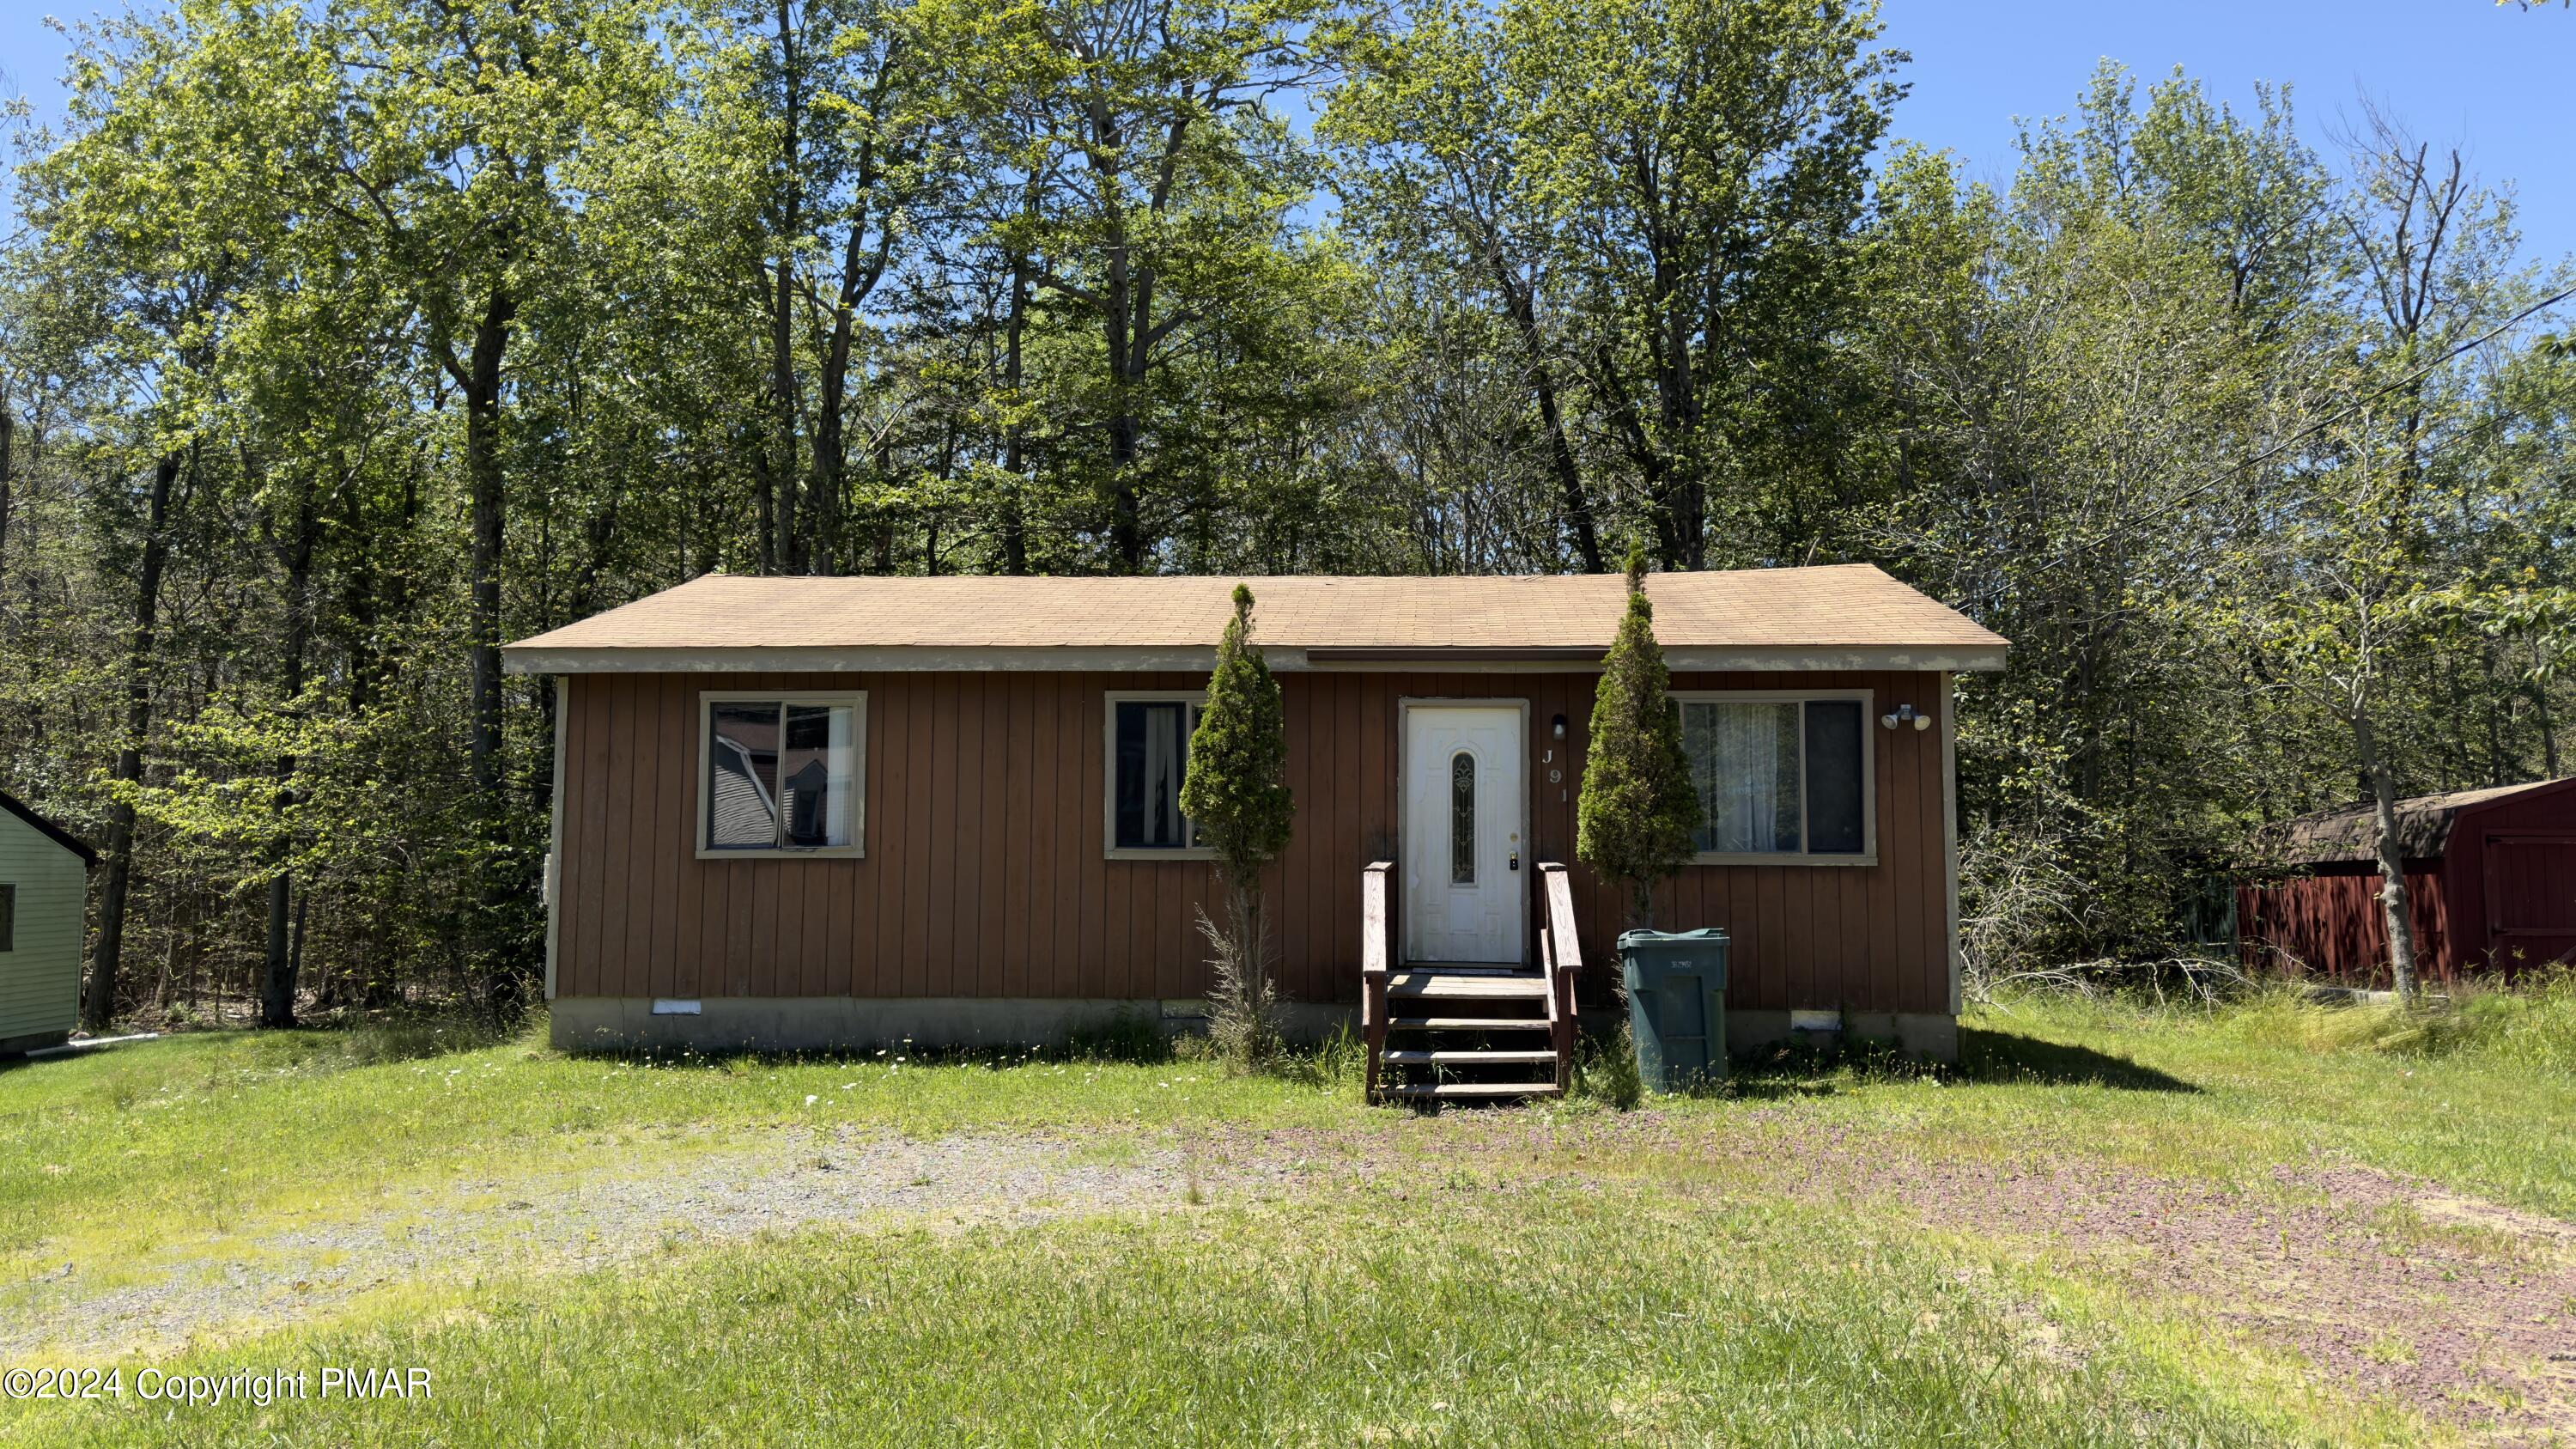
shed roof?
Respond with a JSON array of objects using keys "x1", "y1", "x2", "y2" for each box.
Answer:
[
  {"x1": 2269, "y1": 778, "x2": 2576, "y2": 865},
  {"x1": 501, "y1": 565, "x2": 2008, "y2": 674},
  {"x1": 0, "y1": 789, "x2": 99, "y2": 868}
]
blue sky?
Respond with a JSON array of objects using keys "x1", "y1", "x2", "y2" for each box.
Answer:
[
  {"x1": 1, "y1": 0, "x2": 2568, "y2": 264},
  {"x1": 1876, "y1": 0, "x2": 2573, "y2": 265}
]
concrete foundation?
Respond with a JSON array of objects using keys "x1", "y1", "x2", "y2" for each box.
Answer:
[
  {"x1": 0, "y1": 1028, "x2": 70, "y2": 1059},
  {"x1": 549, "y1": 995, "x2": 1353, "y2": 1053},
  {"x1": 550, "y1": 995, "x2": 1959, "y2": 1062},
  {"x1": 1721, "y1": 1009, "x2": 1959, "y2": 1062}
]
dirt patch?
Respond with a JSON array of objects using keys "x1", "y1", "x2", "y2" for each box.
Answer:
[
  {"x1": 2415, "y1": 1192, "x2": 2576, "y2": 1246},
  {"x1": 1436, "y1": 1111, "x2": 2576, "y2": 1444},
  {"x1": 0, "y1": 1126, "x2": 1362, "y2": 1361},
  {"x1": 1860, "y1": 1155, "x2": 2575, "y2": 1440},
  {"x1": 1163, "y1": 1110, "x2": 2576, "y2": 1439}
]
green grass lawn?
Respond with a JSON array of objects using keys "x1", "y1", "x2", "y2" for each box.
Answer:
[
  {"x1": 1824, "y1": 989, "x2": 2576, "y2": 1217},
  {"x1": 2, "y1": 984, "x2": 2569, "y2": 1446},
  {"x1": 19, "y1": 1184, "x2": 2406, "y2": 1447},
  {"x1": 0, "y1": 1020, "x2": 1364, "y2": 1275}
]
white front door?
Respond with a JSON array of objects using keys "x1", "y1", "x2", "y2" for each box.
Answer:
[{"x1": 1402, "y1": 704, "x2": 1527, "y2": 965}]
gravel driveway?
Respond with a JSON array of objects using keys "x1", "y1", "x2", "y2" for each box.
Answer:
[
  {"x1": 8, "y1": 1111, "x2": 2571, "y2": 1441},
  {"x1": 1, "y1": 1126, "x2": 1360, "y2": 1361}
]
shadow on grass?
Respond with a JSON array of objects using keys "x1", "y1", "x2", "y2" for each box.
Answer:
[
  {"x1": 0, "y1": 1006, "x2": 530, "y2": 1079},
  {"x1": 332, "y1": 1008, "x2": 530, "y2": 1065},
  {"x1": 1614, "y1": 1026, "x2": 2202, "y2": 1103},
  {"x1": 1955, "y1": 1028, "x2": 2200, "y2": 1093},
  {"x1": 579, "y1": 1010, "x2": 1370, "y2": 1094}
]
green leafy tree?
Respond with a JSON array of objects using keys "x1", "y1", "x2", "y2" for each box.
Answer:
[
  {"x1": 1180, "y1": 583, "x2": 1295, "y2": 1063},
  {"x1": 1504, "y1": 0, "x2": 1900, "y2": 570},
  {"x1": 1577, "y1": 551, "x2": 1696, "y2": 925},
  {"x1": 1325, "y1": 0, "x2": 1900, "y2": 573},
  {"x1": 1321, "y1": 0, "x2": 1609, "y2": 572},
  {"x1": 995, "y1": 0, "x2": 1345, "y2": 571}
]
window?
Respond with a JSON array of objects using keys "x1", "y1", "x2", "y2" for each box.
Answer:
[
  {"x1": 1675, "y1": 693, "x2": 1872, "y2": 862},
  {"x1": 1105, "y1": 692, "x2": 1212, "y2": 857},
  {"x1": 1449, "y1": 752, "x2": 1476, "y2": 884},
  {"x1": 0, "y1": 883, "x2": 12, "y2": 952},
  {"x1": 699, "y1": 693, "x2": 865, "y2": 857}
]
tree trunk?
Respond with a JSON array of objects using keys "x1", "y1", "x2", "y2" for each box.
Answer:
[
  {"x1": 766, "y1": 0, "x2": 804, "y2": 576},
  {"x1": 465, "y1": 289, "x2": 514, "y2": 813},
  {"x1": 260, "y1": 479, "x2": 319, "y2": 1027},
  {"x1": 809, "y1": 104, "x2": 896, "y2": 579},
  {"x1": 82, "y1": 450, "x2": 181, "y2": 1031},
  {"x1": 339, "y1": 484, "x2": 377, "y2": 713},
  {"x1": 263, "y1": 877, "x2": 295, "y2": 1026},
  {"x1": 1534, "y1": 367, "x2": 1605, "y2": 573},
  {"x1": 810, "y1": 371, "x2": 843, "y2": 577},
  {"x1": 770, "y1": 253, "x2": 800, "y2": 573},
  {"x1": 463, "y1": 283, "x2": 522, "y2": 1003},
  {"x1": 2352, "y1": 706, "x2": 2420, "y2": 1001},
  {"x1": 999, "y1": 241, "x2": 1033, "y2": 575},
  {"x1": 0, "y1": 399, "x2": 14, "y2": 580},
  {"x1": 1093, "y1": 130, "x2": 1155, "y2": 574},
  {"x1": 1104, "y1": 368, "x2": 1144, "y2": 569},
  {"x1": 2532, "y1": 639, "x2": 2561, "y2": 780},
  {"x1": 1493, "y1": 278, "x2": 1602, "y2": 573},
  {"x1": 1648, "y1": 247, "x2": 1707, "y2": 571}
]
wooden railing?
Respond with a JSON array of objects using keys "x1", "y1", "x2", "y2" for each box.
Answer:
[
  {"x1": 1538, "y1": 862, "x2": 1583, "y2": 1090},
  {"x1": 1360, "y1": 861, "x2": 1393, "y2": 1101},
  {"x1": 1359, "y1": 859, "x2": 1577, "y2": 1101}
]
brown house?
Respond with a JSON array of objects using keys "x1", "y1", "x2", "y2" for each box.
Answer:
[
  {"x1": 2239, "y1": 777, "x2": 2576, "y2": 988},
  {"x1": 503, "y1": 567, "x2": 2006, "y2": 1076}
]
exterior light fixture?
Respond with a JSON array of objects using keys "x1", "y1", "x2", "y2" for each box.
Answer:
[
  {"x1": 1551, "y1": 714, "x2": 1568, "y2": 740},
  {"x1": 1880, "y1": 703, "x2": 1931, "y2": 732}
]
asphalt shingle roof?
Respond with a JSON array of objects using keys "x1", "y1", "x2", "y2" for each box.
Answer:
[
  {"x1": 2269, "y1": 779, "x2": 2576, "y2": 865},
  {"x1": 504, "y1": 566, "x2": 2006, "y2": 667}
]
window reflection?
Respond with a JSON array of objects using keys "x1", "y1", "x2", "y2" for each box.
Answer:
[{"x1": 708, "y1": 699, "x2": 855, "y2": 850}]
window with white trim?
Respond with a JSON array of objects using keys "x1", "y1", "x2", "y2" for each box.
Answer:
[
  {"x1": 1105, "y1": 692, "x2": 1209, "y2": 855},
  {"x1": 699, "y1": 693, "x2": 866, "y2": 855},
  {"x1": 1675, "y1": 693, "x2": 1871, "y2": 861}
]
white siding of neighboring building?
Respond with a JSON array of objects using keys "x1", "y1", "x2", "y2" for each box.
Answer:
[{"x1": 0, "y1": 808, "x2": 87, "y2": 1045}]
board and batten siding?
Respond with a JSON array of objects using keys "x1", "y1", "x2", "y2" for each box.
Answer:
[
  {"x1": 550, "y1": 668, "x2": 1957, "y2": 1015},
  {"x1": 0, "y1": 808, "x2": 88, "y2": 1044}
]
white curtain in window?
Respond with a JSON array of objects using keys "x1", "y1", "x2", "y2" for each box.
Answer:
[
  {"x1": 775, "y1": 701, "x2": 859, "y2": 849},
  {"x1": 824, "y1": 704, "x2": 854, "y2": 846},
  {"x1": 1685, "y1": 702, "x2": 1801, "y2": 853}
]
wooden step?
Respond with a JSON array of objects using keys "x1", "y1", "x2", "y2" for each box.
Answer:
[
  {"x1": 1383, "y1": 1081, "x2": 1565, "y2": 1099},
  {"x1": 1386, "y1": 971, "x2": 1550, "y2": 999},
  {"x1": 1380, "y1": 1049, "x2": 1559, "y2": 1066},
  {"x1": 1387, "y1": 1015, "x2": 1553, "y2": 1032}
]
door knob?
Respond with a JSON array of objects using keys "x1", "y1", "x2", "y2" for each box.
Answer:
[{"x1": 1509, "y1": 852, "x2": 1521, "y2": 871}]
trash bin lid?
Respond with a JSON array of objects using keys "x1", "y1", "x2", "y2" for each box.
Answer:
[{"x1": 1616, "y1": 927, "x2": 1729, "y2": 947}]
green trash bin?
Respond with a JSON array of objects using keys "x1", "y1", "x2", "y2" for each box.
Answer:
[{"x1": 1617, "y1": 928, "x2": 1729, "y2": 1093}]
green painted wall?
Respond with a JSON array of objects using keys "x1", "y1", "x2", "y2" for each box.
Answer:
[{"x1": 0, "y1": 808, "x2": 87, "y2": 1046}]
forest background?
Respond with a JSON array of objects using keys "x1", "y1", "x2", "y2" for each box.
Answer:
[{"x1": 2, "y1": 0, "x2": 2567, "y2": 1025}]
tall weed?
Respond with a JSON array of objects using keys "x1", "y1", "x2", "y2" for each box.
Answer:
[{"x1": 2208, "y1": 971, "x2": 2576, "y2": 1075}]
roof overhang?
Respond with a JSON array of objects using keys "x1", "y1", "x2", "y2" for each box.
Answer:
[
  {"x1": 0, "y1": 790, "x2": 100, "y2": 868},
  {"x1": 501, "y1": 644, "x2": 2009, "y2": 676}
]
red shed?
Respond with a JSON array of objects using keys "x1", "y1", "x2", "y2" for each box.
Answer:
[{"x1": 2239, "y1": 777, "x2": 2576, "y2": 987}]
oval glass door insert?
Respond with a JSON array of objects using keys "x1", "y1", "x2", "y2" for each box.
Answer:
[{"x1": 1449, "y1": 751, "x2": 1476, "y2": 884}]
